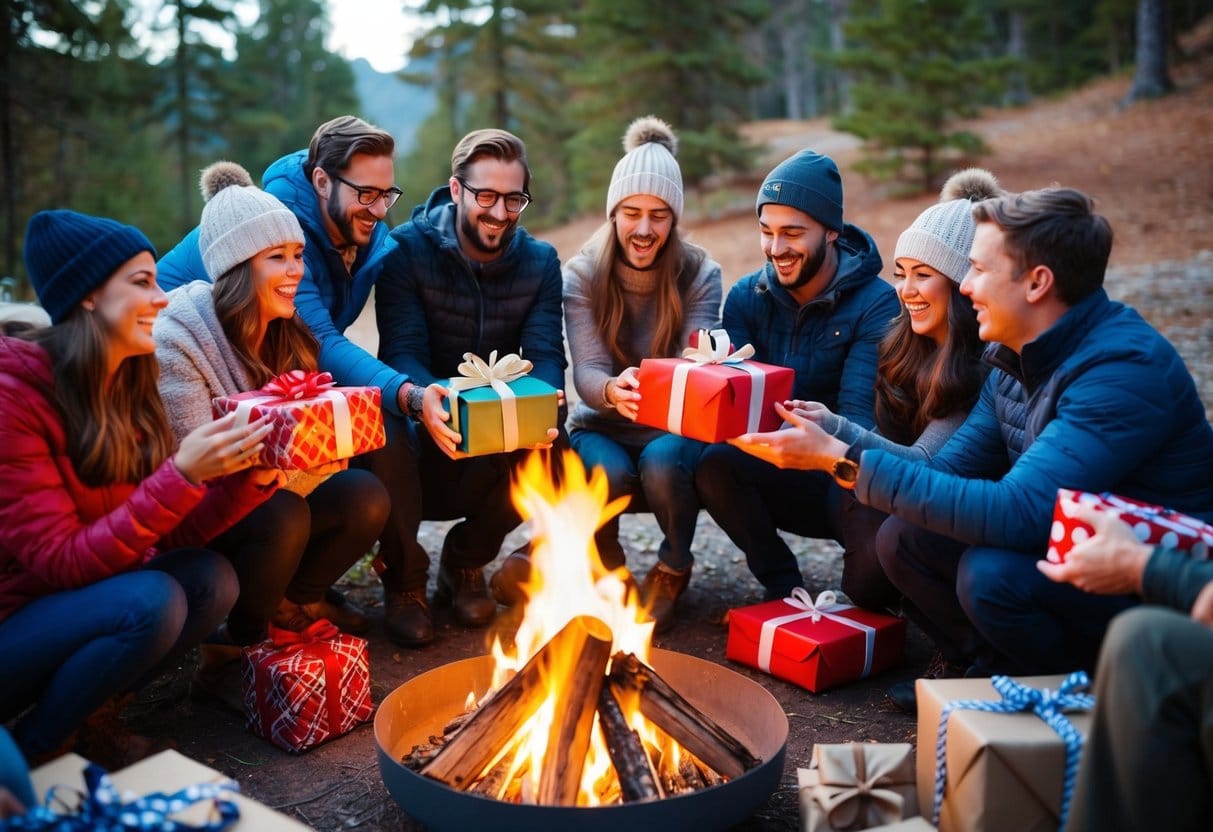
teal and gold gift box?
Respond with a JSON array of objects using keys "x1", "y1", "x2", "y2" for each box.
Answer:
[{"x1": 442, "y1": 351, "x2": 558, "y2": 456}]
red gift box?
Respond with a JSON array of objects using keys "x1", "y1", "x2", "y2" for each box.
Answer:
[
  {"x1": 212, "y1": 370, "x2": 386, "y2": 470},
  {"x1": 241, "y1": 619, "x2": 373, "y2": 753},
  {"x1": 726, "y1": 588, "x2": 906, "y2": 693},
  {"x1": 1047, "y1": 488, "x2": 1213, "y2": 563},
  {"x1": 634, "y1": 330, "x2": 794, "y2": 443}
]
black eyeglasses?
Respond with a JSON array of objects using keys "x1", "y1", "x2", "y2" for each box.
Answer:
[
  {"x1": 457, "y1": 178, "x2": 530, "y2": 214},
  {"x1": 329, "y1": 172, "x2": 403, "y2": 209}
]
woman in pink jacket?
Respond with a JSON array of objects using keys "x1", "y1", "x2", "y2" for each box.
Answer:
[{"x1": 0, "y1": 210, "x2": 280, "y2": 768}]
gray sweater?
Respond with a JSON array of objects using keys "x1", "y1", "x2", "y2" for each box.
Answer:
[
  {"x1": 564, "y1": 244, "x2": 722, "y2": 442},
  {"x1": 811, "y1": 408, "x2": 968, "y2": 462}
]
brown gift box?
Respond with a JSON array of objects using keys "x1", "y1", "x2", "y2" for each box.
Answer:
[
  {"x1": 916, "y1": 675, "x2": 1093, "y2": 832},
  {"x1": 798, "y1": 742, "x2": 919, "y2": 831}
]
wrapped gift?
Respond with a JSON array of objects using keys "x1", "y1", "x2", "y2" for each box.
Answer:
[
  {"x1": 726, "y1": 588, "x2": 906, "y2": 693},
  {"x1": 241, "y1": 619, "x2": 373, "y2": 753},
  {"x1": 442, "y1": 351, "x2": 558, "y2": 456},
  {"x1": 867, "y1": 820, "x2": 937, "y2": 831},
  {"x1": 917, "y1": 673, "x2": 1094, "y2": 832},
  {"x1": 1048, "y1": 488, "x2": 1213, "y2": 563},
  {"x1": 213, "y1": 370, "x2": 385, "y2": 470},
  {"x1": 634, "y1": 328, "x2": 794, "y2": 443},
  {"x1": 798, "y1": 742, "x2": 919, "y2": 832}
]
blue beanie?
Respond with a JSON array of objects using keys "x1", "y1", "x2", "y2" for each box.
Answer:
[
  {"x1": 23, "y1": 210, "x2": 156, "y2": 324},
  {"x1": 756, "y1": 149, "x2": 844, "y2": 233}
]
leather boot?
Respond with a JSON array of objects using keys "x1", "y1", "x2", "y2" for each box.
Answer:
[
  {"x1": 640, "y1": 563, "x2": 692, "y2": 634},
  {"x1": 434, "y1": 562, "x2": 496, "y2": 627},
  {"x1": 384, "y1": 588, "x2": 435, "y2": 647},
  {"x1": 317, "y1": 587, "x2": 370, "y2": 634},
  {"x1": 489, "y1": 550, "x2": 532, "y2": 607},
  {"x1": 76, "y1": 693, "x2": 176, "y2": 770},
  {"x1": 190, "y1": 643, "x2": 245, "y2": 715}
]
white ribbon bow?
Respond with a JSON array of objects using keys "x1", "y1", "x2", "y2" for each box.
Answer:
[
  {"x1": 667, "y1": 329, "x2": 765, "y2": 435},
  {"x1": 447, "y1": 351, "x2": 533, "y2": 452},
  {"x1": 681, "y1": 328, "x2": 756, "y2": 364}
]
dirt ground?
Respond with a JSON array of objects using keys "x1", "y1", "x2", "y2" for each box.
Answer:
[{"x1": 120, "y1": 34, "x2": 1213, "y2": 832}]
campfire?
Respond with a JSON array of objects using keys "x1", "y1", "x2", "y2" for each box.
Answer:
[{"x1": 375, "y1": 452, "x2": 788, "y2": 831}]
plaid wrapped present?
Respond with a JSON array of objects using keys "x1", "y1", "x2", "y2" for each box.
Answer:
[
  {"x1": 1047, "y1": 488, "x2": 1213, "y2": 563},
  {"x1": 213, "y1": 370, "x2": 386, "y2": 470},
  {"x1": 241, "y1": 619, "x2": 373, "y2": 753}
]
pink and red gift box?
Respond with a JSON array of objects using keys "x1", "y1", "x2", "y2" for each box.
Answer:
[
  {"x1": 1047, "y1": 488, "x2": 1213, "y2": 563},
  {"x1": 726, "y1": 589, "x2": 905, "y2": 693},
  {"x1": 212, "y1": 370, "x2": 385, "y2": 470},
  {"x1": 241, "y1": 620, "x2": 373, "y2": 753}
]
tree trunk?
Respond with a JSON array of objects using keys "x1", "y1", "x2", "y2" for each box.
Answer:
[
  {"x1": 1005, "y1": 10, "x2": 1029, "y2": 106},
  {"x1": 1123, "y1": 0, "x2": 1174, "y2": 104}
]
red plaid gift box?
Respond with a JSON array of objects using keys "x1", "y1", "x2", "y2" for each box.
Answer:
[
  {"x1": 212, "y1": 370, "x2": 386, "y2": 470},
  {"x1": 634, "y1": 329, "x2": 794, "y2": 443},
  {"x1": 241, "y1": 619, "x2": 373, "y2": 752},
  {"x1": 1047, "y1": 488, "x2": 1213, "y2": 563},
  {"x1": 727, "y1": 588, "x2": 906, "y2": 693}
]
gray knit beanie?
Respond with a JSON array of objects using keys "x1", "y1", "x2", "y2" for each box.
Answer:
[
  {"x1": 894, "y1": 168, "x2": 1005, "y2": 283},
  {"x1": 606, "y1": 116, "x2": 684, "y2": 220},
  {"x1": 756, "y1": 149, "x2": 844, "y2": 232},
  {"x1": 198, "y1": 161, "x2": 305, "y2": 281}
]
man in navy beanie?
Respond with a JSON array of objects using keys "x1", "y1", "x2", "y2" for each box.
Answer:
[{"x1": 695, "y1": 149, "x2": 899, "y2": 600}]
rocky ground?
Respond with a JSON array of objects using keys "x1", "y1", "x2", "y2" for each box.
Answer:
[{"x1": 116, "y1": 36, "x2": 1213, "y2": 832}]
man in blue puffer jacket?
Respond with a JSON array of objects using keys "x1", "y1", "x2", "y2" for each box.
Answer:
[
  {"x1": 696, "y1": 149, "x2": 899, "y2": 599},
  {"x1": 842, "y1": 187, "x2": 1213, "y2": 688},
  {"x1": 369, "y1": 128, "x2": 566, "y2": 646}
]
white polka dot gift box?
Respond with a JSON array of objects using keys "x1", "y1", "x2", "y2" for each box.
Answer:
[{"x1": 1047, "y1": 488, "x2": 1213, "y2": 563}]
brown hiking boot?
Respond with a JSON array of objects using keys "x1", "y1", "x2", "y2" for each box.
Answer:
[
  {"x1": 434, "y1": 562, "x2": 496, "y2": 627},
  {"x1": 384, "y1": 588, "x2": 435, "y2": 647},
  {"x1": 489, "y1": 550, "x2": 532, "y2": 607},
  {"x1": 76, "y1": 694, "x2": 176, "y2": 770},
  {"x1": 640, "y1": 564, "x2": 692, "y2": 634}
]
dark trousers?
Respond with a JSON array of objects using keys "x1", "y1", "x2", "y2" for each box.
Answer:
[
  {"x1": 1069, "y1": 606, "x2": 1213, "y2": 832},
  {"x1": 875, "y1": 515, "x2": 1136, "y2": 673},
  {"x1": 834, "y1": 491, "x2": 901, "y2": 611},
  {"x1": 696, "y1": 443, "x2": 839, "y2": 599}
]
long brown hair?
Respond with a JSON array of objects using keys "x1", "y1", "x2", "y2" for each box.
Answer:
[
  {"x1": 874, "y1": 282, "x2": 984, "y2": 445},
  {"x1": 212, "y1": 261, "x2": 318, "y2": 385},
  {"x1": 28, "y1": 309, "x2": 173, "y2": 486},
  {"x1": 585, "y1": 220, "x2": 704, "y2": 367}
]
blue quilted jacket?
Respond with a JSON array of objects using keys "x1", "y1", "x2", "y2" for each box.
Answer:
[{"x1": 856, "y1": 288, "x2": 1213, "y2": 550}]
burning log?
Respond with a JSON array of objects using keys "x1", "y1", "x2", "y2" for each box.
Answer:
[
  {"x1": 536, "y1": 617, "x2": 613, "y2": 805},
  {"x1": 597, "y1": 685, "x2": 662, "y2": 803},
  {"x1": 422, "y1": 615, "x2": 612, "y2": 793},
  {"x1": 608, "y1": 652, "x2": 761, "y2": 781}
]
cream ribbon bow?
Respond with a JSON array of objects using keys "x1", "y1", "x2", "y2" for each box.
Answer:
[
  {"x1": 807, "y1": 743, "x2": 915, "y2": 831},
  {"x1": 667, "y1": 329, "x2": 764, "y2": 434},
  {"x1": 681, "y1": 328, "x2": 756, "y2": 364},
  {"x1": 447, "y1": 351, "x2": 533, "y2": 451}
]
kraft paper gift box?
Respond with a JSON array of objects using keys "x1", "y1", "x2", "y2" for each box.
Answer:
[
  {"x1": 726, "y1": 588, "x2": 906, "y2": 693},
  {"x1": 442, "y1": 351, "x2": 559, "y2": 456},
  {"x1": 798, "y1": 742, "x2": 919, "y2": 832},
  {"x1": 916, "y1": 673, "x2": 1094, "y2": 832},
  {"x1": 30, "y1": 749, "x2": 312, "y2": 830},
  {"x1": 1047, "y1": 488, "x2": 1213, "y2": 563},
  {"x1": 242, "y1": 619, "x2": 374, "y2": 753},
  {"x1": 867, "y1": 820, "x2": 937, "y2": 831},
  {"x1": 213, "y1": 369, "x2": 385, "y2": 470},
  {"x1": 634, "y1": 328, "x2": 794, "y2": 443}
]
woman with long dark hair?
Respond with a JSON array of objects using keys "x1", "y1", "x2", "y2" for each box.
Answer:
[{"x1": 0, "y1": 210, "x2": 277, "y2": 767}]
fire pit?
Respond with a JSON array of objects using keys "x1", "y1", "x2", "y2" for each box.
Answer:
[{"x1": 375, "y1": 648, "x2": 788, "y2": 832}]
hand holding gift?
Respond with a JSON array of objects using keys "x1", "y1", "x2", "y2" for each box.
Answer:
[
  {"x1": 606, "y1": 366, "x2": 641, "y2": 421},
  {"x1": 1036, "y1": 500, "x2": 1152, "y2": 595},
  {"x1": 441, "y1": 351, "x2": 559, "y2": 457}
]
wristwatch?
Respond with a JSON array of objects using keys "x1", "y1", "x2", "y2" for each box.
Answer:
[{"x1": 830, "y1": 443, "x2": 862, "y2": 488}]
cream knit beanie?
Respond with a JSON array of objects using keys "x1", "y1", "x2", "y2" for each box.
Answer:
[
  {"x1": 606, "y1": 116, "x2": 684, "y2": 220},
  {"x1": 894, "y1": 168, "x2": 1005, "y2": 283},
  {"x1": 198, "y1": 161, "x2": 305, "y2": 281}
]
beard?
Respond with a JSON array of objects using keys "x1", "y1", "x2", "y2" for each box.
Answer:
[
  {"x1": 327, "y1": 193, "x2": 372, "y2": 248},
  {"x1": 459, "y1": 208, "x2": 517, "y2": 257},
  {"x1": 775, "y1": 235, "x2": 830, "y2": 292}
]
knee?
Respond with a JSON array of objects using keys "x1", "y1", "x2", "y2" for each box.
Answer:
[
  {"x1": 694, "y1": 444, "x2": 734, "y2": 500},
  {"x1": 123, "y1": 573, "x2": 188, "y2": 640},
  {"x1": 873, "y1": 516, "x2": 913, "y2": 580},
  {"x1": 257, "y1": 491, "x2": 312, "y2": 562},
  {"x1": 335, "y1": 469, "x2": 391, "y2": 530},
  {"x1": 956, "y1": 549, "x2": 1018, "y2": 616}
]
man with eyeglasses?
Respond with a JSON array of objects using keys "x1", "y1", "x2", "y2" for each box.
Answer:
[
  {"x1": 369, "y1": 128, "x2": 566, "y2": 645},
  {"x1": 156, "y1": 115, "x2": 411, "y2": 636}
]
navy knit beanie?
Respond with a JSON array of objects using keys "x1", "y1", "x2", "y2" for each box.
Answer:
[
  {"x1": 756, "y1": 149, "x2": 844, "y2": 233},
  {"x1": 24, "y1": 209, "x2": 156, "y2": 324}
]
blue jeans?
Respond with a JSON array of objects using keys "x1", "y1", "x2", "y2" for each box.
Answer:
[
  {"x1": 0, "y1": 548, "x2": 237, "y2": 759},
  {"x1": 696, "y1": 442, "x2": 840, "y2": 597},
  {"x1": 570, "y1": 430, "x2": 707, "y2": 571}
]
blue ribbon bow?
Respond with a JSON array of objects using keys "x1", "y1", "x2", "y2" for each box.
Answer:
[
  {"x1": 932, "y1": 671, "x2": 1094, "y2": 831},
  {"x1": 4, "y1": 762, "x2": 241, "y2": 831}
]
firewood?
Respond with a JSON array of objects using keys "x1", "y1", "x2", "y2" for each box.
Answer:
[
  {"x1": 536, "y1": 617, "x2": 613, "y2": 805},
  {"x1": 422, "y1": 616, "x2": 612, "y2": 792},
  {"x1": 608, "y1": 652, "x2": 761, "y2": 780},
  {"x1": 597, "y1": 685, "x2": 662, "y2": 803}
]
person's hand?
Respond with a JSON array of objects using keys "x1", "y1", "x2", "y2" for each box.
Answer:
[
  {"x1": 785, "y1": 399, "x2": 834, "y2": 425},
  {"x1": 307, "y1": 459, "x2": 347, "y2": 478},
  {"x1": 174, "y1": 412, "x2": 274, "y2": 485},
  {"x1": 421, "y1": 384, "x2": 469, "y2": 460},
  {"x1": 0, "y1": 786, "x2": 26, "y2": 820},
  {"x1": 727, "y1": 401, "x2": 848, "y2": 470},
  {"x1": 245, "y1": 466, "x2": 287, "y2": 490},
  {"x1": 606, "y1": 367, "x2": 641, "y2": 421},
  {"x1": 1035, "y1": 502, "x2": 1151, "y2": 595},
  {"x1": 1191, "y1": 581, "x2": 1213, "y2": 626}
]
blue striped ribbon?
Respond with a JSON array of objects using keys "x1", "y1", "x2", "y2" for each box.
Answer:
[
  {"x1": 5, "y1": 762, "x2": 240, "y2": 830},
  {"x1": 931, "y1": 671, "x2": 1094, "y2": 831}
]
